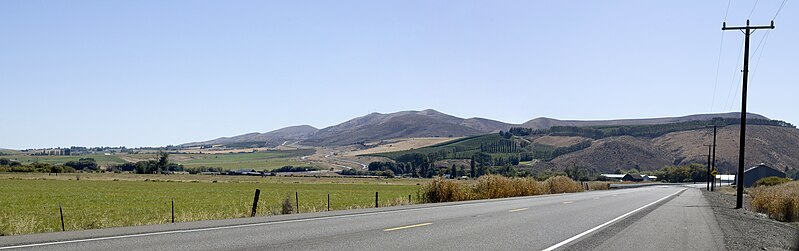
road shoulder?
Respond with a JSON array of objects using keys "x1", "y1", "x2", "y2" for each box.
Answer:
[{"x1": 702, "y1": 189, "x2": 799, "y2": 251}]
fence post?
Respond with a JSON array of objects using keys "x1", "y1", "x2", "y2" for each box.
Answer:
[
  {"x1": 251, "y1": 189, "x2": 260, "y2": 217},
  {"x1": 295, "y1": 191, "x2": 299, "y2": 213},
  {"x1": 327, "y1": 193, "x2": 330, "y2": 211},
  {"x1": 59, "y1": 204, "x2": 65, "y2": 231},
  {"x1": 409, "y1": 194, "x2": 412, "y2": 205},
  {"x1": 171, "y1": 199, "x2": 175, "y2": 223},
  {"x1": 375, "y1": 192, "x2": 379, "y2": 208}
]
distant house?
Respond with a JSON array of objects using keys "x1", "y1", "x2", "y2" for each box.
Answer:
[
  {"x1": 734, "y1": 163, "x2": 786, "y2": 187},
  {"x1": 600, "y1": 174, "x2": 626, "y2": 181},
  {"x1": 622, "y1": 174, "x2": 645, "y2": 182},
  {"x1": 642, "y1": 175, "x2": 657, "y2": 181}
]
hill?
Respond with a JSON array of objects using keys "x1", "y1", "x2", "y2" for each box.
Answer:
[
  {"x1": 521, "y1": 112, "x2": 767, "y2": 130},
  {"x1": 299, "y1": 109, "x2": 513, "y2": 146},
  {"x1": 182, "y1": 125, "x2": 319, "y2": 148},
  {"x1": 364, "y1": 119, "x2": 798, "y2": 174},
  {"x1": 549, "y1": 125, "x2": 799, "y2": 173}
]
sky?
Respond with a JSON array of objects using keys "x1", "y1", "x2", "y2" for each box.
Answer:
[{"x1": 1, "y1": 0, "x2": 796, "y2": 149}]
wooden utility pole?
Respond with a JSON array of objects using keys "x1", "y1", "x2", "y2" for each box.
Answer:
[
  {"x1": 722, "y1": 20, "x2": 775, "y2": 209},
  {"x1": 704, "y1": 144, "x2": 712, "y2": 191},
  {"x1": 711, "y1": 126, "x2": 717, "y2": 191}
]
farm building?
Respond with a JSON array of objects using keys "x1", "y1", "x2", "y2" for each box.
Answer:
[
  {"x1": 734, "y1": 163, "x2": 786, "y2": 187},
  {"x1": 600, "y1": 174, "x2": 626, "y2": 181}
]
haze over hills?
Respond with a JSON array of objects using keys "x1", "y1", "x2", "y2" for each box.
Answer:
[{"x1": 182, "y1": 109, "x2": 777, "y2": 149}]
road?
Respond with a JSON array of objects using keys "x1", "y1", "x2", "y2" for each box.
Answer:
[{"x1": 0, "y1": 185, "x2": 724, "y2": 250}]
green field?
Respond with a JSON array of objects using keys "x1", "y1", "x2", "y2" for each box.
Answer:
[
  {"x1": 0, "y1": 173, "x2": 421, "y2": 236},
  {"x1": 1, "y1": 154, "x2": 129, "y2": 167},
  {"x1": 0, "y1": 149, "x2": 317, "y2": 171},
  {"x1": 176, "y1": 149, "x2": 315, "y2": 170}
]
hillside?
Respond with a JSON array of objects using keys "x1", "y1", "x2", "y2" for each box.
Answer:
[
  {"x1": 550, "y1": 125, "x2": 799, "y2": 173},
  {"x1": 299, "y1": 109, "x2": 513, "y2": 146},
  {"x1": 182, "y1": 125, "x2": 319, "y2": 148},
  {"x1": 521, "y1": 112, "x2": 767, "y2": 130}
]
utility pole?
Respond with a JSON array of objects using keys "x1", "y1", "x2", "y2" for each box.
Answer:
[
  {"x1": 711, "y1": 126, "x2": 717, "y2": 191},
  {"x1": 723, "y1": 20, "x2": 775, "y2": 209},
  {"x1": 704, "y1": 144, "x2": 712, "y2": 191}
]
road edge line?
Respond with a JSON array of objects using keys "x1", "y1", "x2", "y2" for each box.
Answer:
[{"x1": 541, "y1": 188, "x2": 686, "y2": 251}]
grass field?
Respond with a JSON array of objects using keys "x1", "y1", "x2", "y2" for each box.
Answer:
[
  {"x1": 175, "y1": 149, "x2": 316, "y2": 170},
  {"x1": 1, "y1": 149, "x2": 317, "y2": 171},
  {"x1": 0, "y1": 173, "x2": 422, "y2": 236},
  {"x1": 1, "y1": 154, "x2": 129, "y2": 168}
]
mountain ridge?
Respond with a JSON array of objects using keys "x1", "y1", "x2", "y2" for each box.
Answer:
[{"x1": 182, "y1": 110, "x2": 775, "y2": 147}]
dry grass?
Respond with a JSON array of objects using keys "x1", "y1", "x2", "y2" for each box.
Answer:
[
  {"x1": 544, "y1": 176, "x2": 585, "y2": 194},
  {"x1": 344, "y1": 137, "x2": 460, "y2": 156},
  {"x1": 749, "y1": 181, "x2": 799, "y2": 222},
  {"x1": 419, "y1": 177, "x2": 471, "y2": 203},
  {"x1": 420, "y1": 175, "x2": 582, "y2": 203},
  {"x1": 588, "y1": 181, "x2": 612, "y2": 190}
]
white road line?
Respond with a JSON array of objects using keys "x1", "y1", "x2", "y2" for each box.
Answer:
[
  {"x1": 541, "y1": 188, "x2": 686, "y2": 251},
  {"x1": 508, "y1": 208, "x2": 528, "y2": 213},
  {"x1": 383, "y1": 222, "x2": 432, "y2": 231}
]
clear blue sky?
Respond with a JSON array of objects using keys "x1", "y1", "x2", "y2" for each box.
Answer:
[{"x1": 1, "y1": 1, "x2": 796, "y2": 149}]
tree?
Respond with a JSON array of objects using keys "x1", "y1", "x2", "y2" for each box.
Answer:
[
  {"x1": 470, "y1": 157, "x2": 476, "y2": 178},
  {"x1": 450, "y1": 164, "x2": 457, "y2": 178}
]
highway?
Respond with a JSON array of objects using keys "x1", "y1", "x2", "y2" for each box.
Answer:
[{"x1": 0, "y1": 185, "x2": 724, "y2": 250}]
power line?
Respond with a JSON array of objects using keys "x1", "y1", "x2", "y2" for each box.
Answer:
[
  {"x1": 728, "y1": 30, "x2": 771, "y2": 110},
  {"x1": 748, "y1": 0, "x2": 760, "y2": 19},
  {"x1": 724, "y1": 0, "x2": 732, "y2": 21},
  {"x1": 711, "y1": 0, "x2": 734, "y2": 113},
  {"x1": 725, "y1": 39, "x2": 745, "y2": 110},
  {"x1": 773, "y1": 0, "x2": 789, "y2": 20}
]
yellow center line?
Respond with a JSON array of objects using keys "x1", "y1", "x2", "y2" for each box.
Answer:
[
  {"x1": 508, "y1": 208, "x2": 529, "y2": 213},
  {"x1": 383, "y1": 222, "x2": 432, "y2": 232},
  {"x1": 563, "y1": 201, "x2": 574, "y2": 204}
]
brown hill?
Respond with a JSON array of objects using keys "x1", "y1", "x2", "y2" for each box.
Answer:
[
  {"x1": 549, "y1": 125, "x2": 799, "y2": 173},
  {"x1": 521, "y1": 112, "x2": 767, "y2": 130},
  {"x1": 300, "y1": 109, "x2": 512, "y2": 146},
  {"x1": 182, "y1": 125, "x2": 319, "y2": 148}
]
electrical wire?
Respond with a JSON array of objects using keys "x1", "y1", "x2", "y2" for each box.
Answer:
[
  {"x1": 748, "y1": 0, "x2": 760, "y2": 19},
  {"x1": 711, "y1": 0, "x2": 733, "y2": 112},
  {"x1": 773, "y1": 0, "x2": 789, "y2": 20}
]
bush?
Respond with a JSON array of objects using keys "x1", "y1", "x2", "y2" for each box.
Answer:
[
  {"x1": 473, "y1": 175, "x2": 544, "y2": 199},
  {"x1": 754, "y1": 176, "x2": 793, "y2": 187},
  {"x1": 588, "y1": 181, "x2": 612, "y2": 190},
  {"x1": 750, "y1": 181, "x2": 799, "y2": 222},
  {"x1": 544, "y1": 176, "x2": 584, "y2": 194},
  {"x1": 281, "y1": 194, "x2": 295, "y2": 214},
  {"x1": 420, "y1": 177, "x2": 471, "y2": 203},
  {"x1": 420, "y1": 175, "x2": 581, "y2": 203}
]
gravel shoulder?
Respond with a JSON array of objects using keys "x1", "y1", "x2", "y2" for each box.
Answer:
[{"x1": 702, "y1": 189, "x2": 799, "y2": 251}]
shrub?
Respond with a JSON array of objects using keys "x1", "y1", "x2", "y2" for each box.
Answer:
[
  {"x1": 544, "y1": 176, "x2": 584, "y2": 194},
  {"x1": 473, "y1": 175, "x2": 544, "y2": 199},
  {"x1": 281, "y1": 194, "x2": 295, "y2": 214},
  {"x1": 750, "y1": 181, "x2": 799, "y2": 222},
  {"x1": 588, "y1": 181, "x2": 612, "y2": 190},
  {"x1": 420, "y1": 177, "x2": 471, "y2": 203},
  {"x1": 754, "y1": 176, "x2": 793, "y2": 187}
]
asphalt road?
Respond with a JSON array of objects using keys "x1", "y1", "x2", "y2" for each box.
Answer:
[{"x1": 1, "y1": 185, "x2": 725, "y2": 250}]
